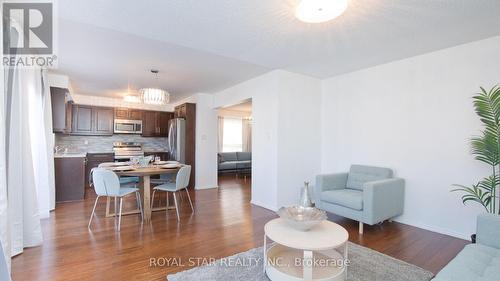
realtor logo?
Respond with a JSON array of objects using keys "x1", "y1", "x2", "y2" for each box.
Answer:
[{"x1": 2, "y1": 1, "x2": 57, "y2": 68}]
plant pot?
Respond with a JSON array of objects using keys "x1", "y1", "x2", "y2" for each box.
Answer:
[{"x1": 471, "y1": 234, "x2": 476, "y2": 244}]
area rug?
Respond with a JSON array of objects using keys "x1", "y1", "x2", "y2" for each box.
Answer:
[{"x1": 167, "y1": 242, "x2": 434, "y2": 281}]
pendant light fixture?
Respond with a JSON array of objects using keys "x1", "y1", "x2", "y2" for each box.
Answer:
[
  {"x1": 140, "y1": 70, "x2": 170, "y2": 105},
  {"x1": 295, "y1": 0, "x2": 348, "y2": 23}
]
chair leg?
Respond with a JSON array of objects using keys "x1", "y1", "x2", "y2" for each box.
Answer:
[
  {"x1": 151, "y1": 190, "x2": 157, "y2": 209},
  {"x1": 118, "y1": 197, "x2": 123, "y2": 231},
  {"x1": 114, "y1": 196, "x2": 118, "y2": 217},
  {"x1": 172, "y1": 192, "x2": 180, "y2": 221},
  {"x1": 136, "y1": 191, "x2": 144, "y2": 221},
  {"x1": 166, "y1": 192, "x2": 170, "y2": 207},
  {"x1": 359, "y1": 221, "x2": 364, "y2": 234},
  {"x1": 185, "y1": 188, "x2": 194, "y2": 212},
  {"x1": 88, "y1": 196, "x2": 100, "y2": 229}
]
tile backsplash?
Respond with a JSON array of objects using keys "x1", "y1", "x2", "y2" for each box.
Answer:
[{"x1": 55, "y1": 134, "x2": 168, "y2": 153}]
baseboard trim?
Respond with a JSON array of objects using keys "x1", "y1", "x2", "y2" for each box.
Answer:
[
  {"x1": 195, "y1": 185, "x2": 218, "y2": 190},
  {"x1": 393, "y1": 219, "x2": 470, "y2": 241},
  {"x1": 250, "y1": 200, "x2": 278, "y2": 212}
]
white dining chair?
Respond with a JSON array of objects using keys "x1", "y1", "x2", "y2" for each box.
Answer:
[
  {"x1": 97, "y1": 162, "x2": 140, "y2": 185},
  {"x1": 151, "y1": 165, "x2": 193, "y2": 221},
  {"x1": 88, "y1": 168, "x2": 143, "y2": 231}
]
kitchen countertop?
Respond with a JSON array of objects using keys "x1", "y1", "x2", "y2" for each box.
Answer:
[
  {"x1": 54, "y1": 153, "x2": 87, "y2": 158},
  {"x1": 54, "y1": 150, "x2": 169, "y2": 158}
]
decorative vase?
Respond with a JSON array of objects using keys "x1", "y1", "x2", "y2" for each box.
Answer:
[{"x1": 299, "y1": 181, "x2": 313, "y2": 208}]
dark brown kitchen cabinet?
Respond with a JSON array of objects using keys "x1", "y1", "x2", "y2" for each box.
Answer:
[
  {"x1": 94, "y1": 107, "x2": 114, "y2": 134},
  {"x1": 142, "y1": 111, "x2": 173, "y2": 137},
  {"x1": 55, "y1": 156, "x2": 86, "y2": 202},
  {"x1": 115, "y1": 108, "x2": 129, "y2": 119},
  {"x1": 71, "y1": 105, "x2": 114, "y2": 136},
  {"x1": 115, "y1": 108, "x2": 142, "y2": 120},
  {"x1": 72, "y1": 105, "x2": 93, "y2": 133},
  {"x1": 50, "y1": 87, "x2": 72, "y2": 133},
  {"x1": 142, "y1": 111, "x2": 158, "y2": 137},
  {"x1": 130, "y1": 109, "x2": 143, "y2": 120},
  {"x1": 85, "y1": 153, "x2": 114, "y2": 188},
  {"x1": 174, "y1": 104, "x2": 187, "y2": 118},
  {"x1": 158, "y1": 112, "x2": 173, "y2": 136},
  {"x1": 174, "y1": 103, "x2": 196, "y2": 189}
]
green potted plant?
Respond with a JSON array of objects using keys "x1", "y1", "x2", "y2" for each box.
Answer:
[{"x1": 452, "y1": 86, "x2": 500, "y2": 242}]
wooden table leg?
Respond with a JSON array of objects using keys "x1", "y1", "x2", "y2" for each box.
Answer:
[
  {"x1": 105, "y1": 197, "x2": 111, "y2": 217},
  {"x1": 142, "y1": 175, "x2": 152, "y2": 222}
]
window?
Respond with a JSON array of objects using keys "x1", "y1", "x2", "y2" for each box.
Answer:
[{"x1": 222, "y1": 117, "x2": 243, "y2": 152}]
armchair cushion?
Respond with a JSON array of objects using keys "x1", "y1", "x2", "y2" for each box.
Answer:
[
  {"x1": 321, "y1": 189, "x2": 363, "y2": 211},
  {"x1": 315, "y1": 173, "x2": 349, "y2": 203},
  {"x1": 346, "y1": 165, "x2": 393, "y2": 191},
  {"x1": 477, "y1": 213, "x2": 500, "y2": 249}
]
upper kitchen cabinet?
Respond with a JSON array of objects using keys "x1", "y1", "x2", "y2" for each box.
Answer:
[
  {"x1": 141, "y1": 111, "x2": 158, "y2": 137},
  {"x1": 50, "y1": 87, "x2": 72, "y2": 133},
  {"x1": 94, "y1": 107, "x2": 114, "y2": 134},
  {"x1": 158, "y1": 112, "x2": 172, "y2": 136},
  {"x1": 142, "y1": 111, "x2": 173, "y2": 137},
  {"x1": 115, "y1": 108, "x2": 142, "y2": 120},
  {"x1": 174, "y1": 103, "x2": 188, "y2": 118},
  {"x1": 71, "y1": 105, "x2": 114, "y2": 136}
]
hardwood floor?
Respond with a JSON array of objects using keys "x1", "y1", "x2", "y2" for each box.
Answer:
[{"x1": 12, "y1": 174, "x2": 467, "y2": 280}]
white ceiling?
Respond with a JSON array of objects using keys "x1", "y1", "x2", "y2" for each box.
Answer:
[{"x1": 57, "y1": 0, "x2": 500, "y2": 101}]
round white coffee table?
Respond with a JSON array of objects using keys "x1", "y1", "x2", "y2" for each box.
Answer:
[{"x1": 264, "y1": 218, "x2": 348, "y2": 281}]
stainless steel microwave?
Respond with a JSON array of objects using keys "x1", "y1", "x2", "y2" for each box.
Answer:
[{"x1": 114, "y1": 119, "x2": 142, "y2": 134}]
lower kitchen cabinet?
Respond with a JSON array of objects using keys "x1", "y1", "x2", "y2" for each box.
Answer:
[
  {"x1": 55, "y1": 156, "x2": 86, "y2": 202},
  {"x1": 85, "y1": 153, "x2": 115, "y2": 187}
]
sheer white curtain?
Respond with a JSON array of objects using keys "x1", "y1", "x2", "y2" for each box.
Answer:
[
  {"x1": 242, "y1": 118, "x2": 252, "y2": 152},
  {"x1": 6, "y1": 67, "x2": 45, "y2": 258},
  {"x1": 0, "y1": 49, "x2": 10, "y2": 276},
  {"x1": 217, "y1": 116, "x2": 224, "y2": 152}
]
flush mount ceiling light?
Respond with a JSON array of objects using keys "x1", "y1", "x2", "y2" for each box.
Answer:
[
  {"x1": 140, "y1": 70, "x2": 170, "y2": 105},
  {"x1": 123, "y1": 95, "x2": 141, "y2": 103},
  {"x1": 122, "y1": 84, "x2": 141, "y2": 103},
  {"x1": 295, "y1": 0, "x2": 348, "y2": 23}
]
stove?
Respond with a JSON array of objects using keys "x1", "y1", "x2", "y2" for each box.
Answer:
[{"x1": 113, "y1": 142, "x2": 144, "y2": 160}]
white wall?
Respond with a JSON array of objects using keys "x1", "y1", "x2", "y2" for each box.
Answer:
[
  {"x1": 171, "y1": 94, "x2": 218, "y2": 190},
  {"x1": 214, "y1": 70, "x2": 322, "y2": 210},
  {"x1": 276, "y1": 73, "x2": 322, "y2": 207},
  {"x1": 321, "y1": 35, "x2": 500, "y2": 239},
  {"x1": 193, "y1": 94, "x2": 218, "y2": 189}
]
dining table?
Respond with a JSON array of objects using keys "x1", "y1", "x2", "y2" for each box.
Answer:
[{"x1": 105, "y1": 165, "x2": 181, "y2": 222}]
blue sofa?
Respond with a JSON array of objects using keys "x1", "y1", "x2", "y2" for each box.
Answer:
[
  {"x1": 218, "y1": 152, "x2": 251, "y2": 173},
  {"x1": 314, "y1": 165, "x2": 405, "y2": 234},
  {"x1": 433, "y1": 213, "x2": 500, "y2": 281}
]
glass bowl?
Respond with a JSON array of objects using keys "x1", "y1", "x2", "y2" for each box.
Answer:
[{"x1": 277, "y1": 206, "x2": 327, "y2": 231}]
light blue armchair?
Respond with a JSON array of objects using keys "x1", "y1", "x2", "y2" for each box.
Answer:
[
  {"x1": 433, "y1": 213, "x2": 500, "y2": 281},
  {"x1": 314, "y1": 165, "x2": 405, "y2": 234}
]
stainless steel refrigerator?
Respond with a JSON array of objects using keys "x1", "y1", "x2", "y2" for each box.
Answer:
[{"x1": 167, "y1": 118, "x2": 186, "y2": 163}]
